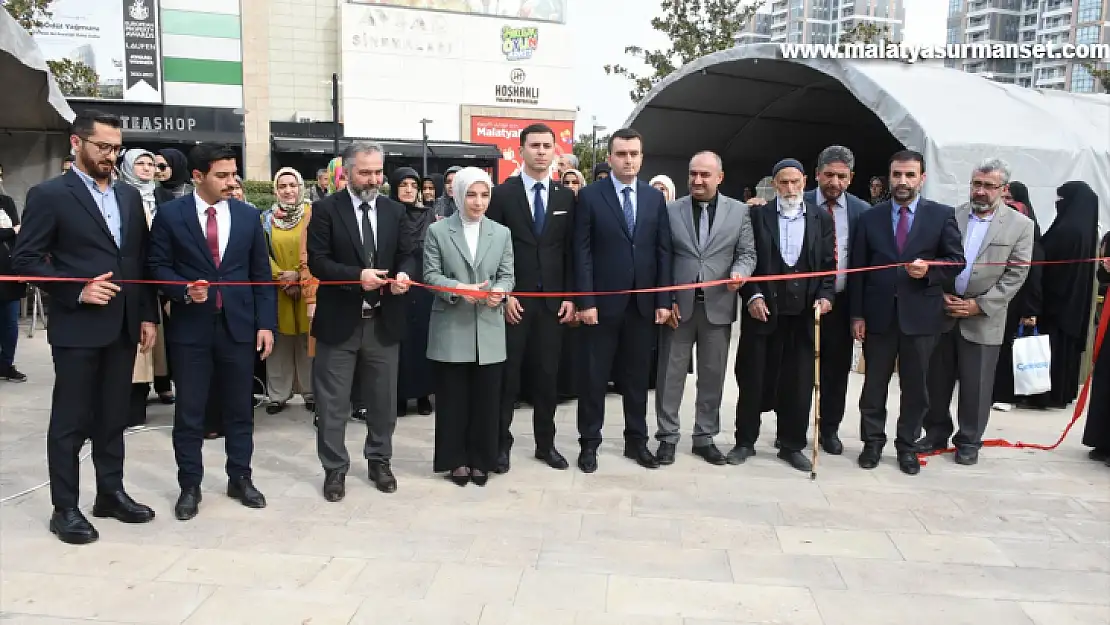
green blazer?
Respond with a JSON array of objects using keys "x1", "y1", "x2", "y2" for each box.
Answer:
[{"x1": 423, "y1": 212, "x2": 515, "y2": 364}]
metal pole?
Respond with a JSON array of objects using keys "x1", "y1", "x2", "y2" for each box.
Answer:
[
  {"x1": 332, "y1": 73, "x2": 340, "y2": 158},
  {"x1": 590, "y1": 117, "x2": 598, "y2": 173},
  {"x1": 421, "y1": 119, "x2": 429, "y2": 177}
]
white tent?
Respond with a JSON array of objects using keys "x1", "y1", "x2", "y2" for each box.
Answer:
[
  {"x1": 624, "y1": 43, "x2": 1110, "y2": 231},
  {"x1": 0, "y1": 9, "x2": 75, "y2": 210}
]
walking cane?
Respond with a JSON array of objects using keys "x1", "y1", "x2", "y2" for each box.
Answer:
[{"x1": 811, "y1": 305, "x2": 822, "y2": 481}]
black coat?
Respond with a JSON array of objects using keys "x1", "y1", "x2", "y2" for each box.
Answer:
[
  {"x1": 486, "y1": 175, "x2": 576, "y2": 313},
  {"x1": 11, "y1": 170, "x2": 157, "y2": 347},
  {"x1": 306, "y1": 190, "x2": 417, "y2": 347},
  {"x1": 0, "y1": 194, "x2": 23, "y2": 302}
]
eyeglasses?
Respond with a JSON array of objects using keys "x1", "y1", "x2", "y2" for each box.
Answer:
[
  {"x1": 970, "y1": 181, "x2": 1002, "y2": 191},
  {"x1": 79, "y1": 137, "x2": 122, "y2": 155}
]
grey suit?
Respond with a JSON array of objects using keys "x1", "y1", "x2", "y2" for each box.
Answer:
[
  {"x1": 655, "y1": 194, "x2": 757, "y2": 447},
  {"x1": 923, "y1": 202, "x2": 1034, "y2": 451},
  {"x1": 423, "y1": 213, "x2": 516, "y2": 365}
]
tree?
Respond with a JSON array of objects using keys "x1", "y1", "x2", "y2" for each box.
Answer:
[
  {"x1": 46, "y1": 58, "x2": 100, "y2": 98},
  {"x1": 1083, "y1": 62, "x2": 1110, "y2": 94},
  {"x1": 838, "y1": 22, "x2": 894, "y2": 45},
  {"x1": 604, "y1": 0, "x2": 765, "y2": 103},
  {"x1": 3, "y1": 0, "x2": 53, "y2": 31},
  {"x1": 572, "y1": 133, "x2": 610, "y2": 176}
]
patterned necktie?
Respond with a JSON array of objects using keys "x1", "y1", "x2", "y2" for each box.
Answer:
[
  {"x1": 532, "y1": 182, "x2": 546, "y2": 236},
  {"x1": 621, "y1": 187, "x2": 635, "y2": 233},
  {"x1": 826, "y1": 199, "x2": 839, "y2": 268},
  {"x1": 895, "y1": 204, "x2": 910, "y2": 254},
  {"x1": 697, "y1": 202, "x2": 709, "y2": 249},
  {"x1": 205, "y1": 206, "x2": 222, "y2": 309}
]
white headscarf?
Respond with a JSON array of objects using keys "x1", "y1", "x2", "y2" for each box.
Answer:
[
  {"x1": 649, "y1": 174, "x2": 676, "y2": 202},
  {"x1": 451, "y1": 167, "x2": 494, "y2": 222},
  {"x1": 118, "y1": 149, "x2": 158, "y2": 215}
]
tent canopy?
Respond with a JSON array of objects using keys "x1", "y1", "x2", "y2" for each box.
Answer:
[
  {"x1": 625, "y1": 43, "x2": 1110, "y2": 230},
  {"x1": 0, "y1": 9, "x2": 74, "y2": 132}
]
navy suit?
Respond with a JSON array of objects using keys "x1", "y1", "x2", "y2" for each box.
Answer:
[
  {"x1": 147, "y1": 194, "x2": 277, "y2": 488},
  {"x1": 803, "y1": 189, "x2": 868, "y2": 437},
  {"x1": 572, "y1": 178, "x2": 673, "y2": 447},
  {"x1": 849, "y1": 197, "x2": 964, "y2": 453},
  {"x1": 11, "y1": 170, "x2": 157, "y2": 509}
]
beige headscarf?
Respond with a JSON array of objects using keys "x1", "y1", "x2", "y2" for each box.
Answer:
[
  {"x1": 272, "y1": 167, "x2": 307, "y2": 229},
  {"x1": 649, "y1": 174, "x2": 676, "y2": 202}
]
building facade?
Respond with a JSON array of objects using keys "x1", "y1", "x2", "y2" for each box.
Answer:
[
  {"x1": 751, "y1": 0, "x2": 906, "y2": 45},
  {"x1": 946, "y1": 0, "x2": 1109, "y2": 92}
]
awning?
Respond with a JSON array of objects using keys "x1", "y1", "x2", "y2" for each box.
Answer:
[
  {"x1": 272, "y1": 136, "x2": 502, "y2": 160},
  {"x1": 0, "y1": 9, "x2": 74, "y2": 131}
]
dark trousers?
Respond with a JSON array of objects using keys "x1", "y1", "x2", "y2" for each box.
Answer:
[
  {"x1": 434, "y1": 361, "x2": 502, "y2": 473},
  {"x1": 170, "y1": 314, "x2": 256, "y2": 488},
  {"x1": 500, "y1": 301, "x2": 563, "y2": 454},
  {"x1": 922, "y1": 329, "x2": 1001, "y2": 450},
  {"x1": 859, "y1": 324, "x2": 938, "y2": 453},
  {"x1": 1, "y1": 299, "x2": 18, "y2": 368},
  {"x1": 577, "y1": 302, "x2": 655, "y2": 448},
  {"x1": 734, "y1": 313, "x2": 815, "y2": 453},
  {"x1": 48, "y1": 335, "x2": 136, "y2": 508},
  {"x1": 819, "y1": 299, "x2": 854, "y2": 436}
]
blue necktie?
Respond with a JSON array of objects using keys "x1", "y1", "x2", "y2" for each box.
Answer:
[
  {"x1": 532, "y1": 182, "x2": 546, "y2": 236},
  {"x1": 621, "y1": 187, "x2": 635, "y2": 233}
]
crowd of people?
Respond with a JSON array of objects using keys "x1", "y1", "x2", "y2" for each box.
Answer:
[{"x1": 0, "y1": 109, "x2": 1107, "y2": 547}]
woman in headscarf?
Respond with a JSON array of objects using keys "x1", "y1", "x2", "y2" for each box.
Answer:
[
  {"x1": 156, "y1": 148, "x2": 192, "y2": 199},
  {"x1": 118, "y1": 149, "x2": 174, "y2": 426},
  {"x1": 393, "y1": 167, "x2": 437, "y2": 416},
  {"x1": 261, "y1": 167, "x2": 314, "y2": 414},
  {"x1": 592, "y1": 162, "x2": 611, "y2": 182},
  {"x1": 1029, "y1": 181, "x2": 1100, "y2": 409},
  {"x1": 422, "y1": 173, "x2": 443, "y2": 207},
  {"x1": 1083, "y1": 239, "x2": 1110, "y2": 465},
  {"x1": 991, "y1": 181, "x2": 1045, "y2": 411},
  {"x1": 424, "y1": 167, "x2": 515, "y2": 486},
  {"x1": 649, "y1": 174, "x2": 676, "y2": 203},
  {"x1": 560, "y1": 168, "x2": 585, "y2": 196}
]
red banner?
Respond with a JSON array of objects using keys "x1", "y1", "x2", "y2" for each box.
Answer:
[{"x1": 470, "y1": 116, "x2": 575, "y2": 183}]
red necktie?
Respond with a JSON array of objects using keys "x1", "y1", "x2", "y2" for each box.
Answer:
[
  {"x1": 825, "y1": 199, "x2": 839, "y2": 268},
  {"x1": 895, "y1": 205, "x2": 910, "y2": 254},
  {"x1": 206, "y1": 207, "x2": 222, "y2": 309}
]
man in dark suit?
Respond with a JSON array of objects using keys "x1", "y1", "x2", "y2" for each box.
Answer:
[
  {"x1": 573, "y1": 127, "x2": 673, "y2": 473},
  {"x1": 487, "y1": 123, "x2": 577, "y2": 473},
  {"x1": 730, "y1": 159, "x2": 836, "y2": 473},
  {"x1": 306, "y1": 141, "x2": 416, "y2": 501},
  {"x1": 849, "y1": 149, "x2": 964, "y2": 475},
  {"x1": 803, "y1": 145, "x2": 870, "y2": 455},
  {"x1": 11, "y1": 110, "x2": 158, "y2": 544},
  {"x1": 147, "y1": 143, "x2": 276, "y2": 520}
]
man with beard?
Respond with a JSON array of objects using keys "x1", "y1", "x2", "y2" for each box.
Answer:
[
  {"x1": 12, "y1": 110, "x2": 158, "y2": 543},
  {"x1": 728, "y1": 159, "x2": 835, "y2": 472},
  {"x1": 148, "y1": 143, "x2": 276, "y2": 520},
  {"x1": 917, "y1": 159, "x2": 1032, "y2": 465},
  {"x1": 850, "y1": 150, "x2": 964, "y2": 475},
  {"x1": 306, "y1": 141, "x2": 415, "y2": 500}
]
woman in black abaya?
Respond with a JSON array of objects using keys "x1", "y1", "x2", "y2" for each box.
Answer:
[
  {"x1": 394, "y1": 168, "x2": 437, "y2": 416},
  {"x1": 1030, "y1": 181, "x2": 1099, "y2": 409},
  {"x1": 1082, "y1": 238, "x2": 1109, "y2": 465},
  {"x1": 992, "y1": 181, "x2": 1044, "y2": 410}
]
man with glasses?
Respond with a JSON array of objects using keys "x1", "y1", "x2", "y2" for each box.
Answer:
[
  {"x1": 12, "y1": 110, "x2": 159, "y2": 544},
  {"x1": 917, "y1": 159, "x2": 1033, "y2": 465}
]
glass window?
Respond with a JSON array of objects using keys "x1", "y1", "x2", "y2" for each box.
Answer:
[
  {"x1": 1078, "y1": 0, "x2": 1102, "y2": 22},
  {"x1": 1076, "y1": 25, "x2": 1099, "y2": 45},
  {"x1": 1072, "y1": 66, "x2": 1095, "y2": 92}
]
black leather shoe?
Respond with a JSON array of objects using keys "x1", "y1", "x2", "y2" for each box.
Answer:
[
  {"x1": 623, "y1": 442, "x2": 660, "y2": 469},
  {"x1": 174, "y1": 486, "x2": 202, "y2": 521},
  {"x1": 49, "y1": 508, "x2": 99, "y2": 545},
  {"x1": 535, "y1": 447, "x2": 569, "y2": 470},
  {"x1": 368, "y1": 461, "x2": 398, "y2": 493},
  {"x1": 228, "y1": 477, "x2": 267, "y2": 508},
  {"x1": 448, "y1": 469, "x2": 470, "y2": 487},
  {"x1": 265, "y1": 402, "x2": 286, "y2": 415},
  {"x1": 897, "y1": 451, "x2": 921, "y2": 475},
  {"x1": 656, "y1": 442, "x2": 677, "y2": 465},
  {"x1": 323, "y1": 469, "x2": 346, "y2": 502},
  {"x1": 578, "y1": 449, "x2": 598, "y2": 473},
  {"x1": 471, "y1": 469, "x2": 489, "y2": 487},
  {"x1": 493, "y1": 451, "x2": 511, "y2": 474},
  {"x1": 819, "y1": 433, "x2": 844, "y2": 455},
  {"x1": 305, "y1": 400, "x2": 316, "y2": 413},
  {"x1": 773, "y1": 438, "x2": 781, "y2": 449},
  {"x1": 91, "y1": 491, "x2": 155, "y2": 523},
  {"x1": 954, "y1": 448, "x2": 979, "y2": 466},
  {"x1": 1088, "y1": 448, "x2": 1110, "y2": 463},
  {"x1": 693, "y1": 443, "x2": 727, "y2": 466},
  {"x1": 2, "y1": 365, "x2": 27, "y2": 383},
  {"x1": 914, "y1": 437, "x2": 948, "y2": 454},
  {"x1": 778, "y1": 449, "x2": 813, "y2": 472},
  {"x1": 726, "y1": 445, "x2": 756, "y2": 465},
  {"x1": 858, "y1": 444, "x2": 882, "y2": 470},
  {"x1": 351, "y1": 408, "x2": 367, "y2": 422},
  {"x1": 417, "y1": 397, "x2": 433, "y2": 415}
]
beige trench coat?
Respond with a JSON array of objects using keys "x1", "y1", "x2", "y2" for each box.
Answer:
[{"x1": 132, "y1": 200, "x2": 168, "y2": 384}]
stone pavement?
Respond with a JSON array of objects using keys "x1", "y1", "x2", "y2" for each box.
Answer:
[{"x1": 1, "y1": 326, "x2": 1108, "y2": 625}]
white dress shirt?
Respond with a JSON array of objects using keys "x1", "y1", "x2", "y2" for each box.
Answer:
[
  {"x1": 610, "y1": 175, "x2": 637, "y2": 223},
  {"x1": 462, "y1": 215, "x2": 481, "y2": 262},
  {"x1": 520, "y1": 170, "x2": 549, "y2": 217},
  {"x1": 815, "y1": 188, "x2": 849, "y2": 293},
  {"x1": 194, "y1": 192, "x2": 230, "y2": 260},
  {"x1": 348, "y1": 188, "x2": 379, "y2": 250}
]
